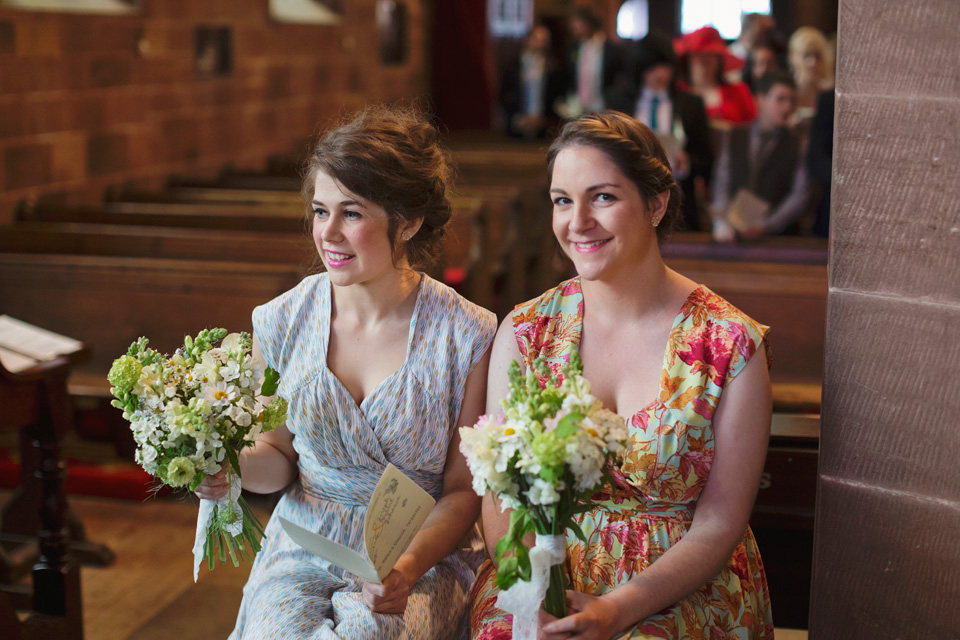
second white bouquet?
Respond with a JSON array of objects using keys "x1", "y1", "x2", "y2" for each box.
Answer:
[{"x1": 459, "y1": 353, "x2": 628, "y2": 639}]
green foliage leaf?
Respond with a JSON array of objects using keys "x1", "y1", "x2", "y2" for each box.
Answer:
[
  {"x1": 224, "y1": 446, "x2": 242, "y2": 478},
  {"x1": 555, "y1": 411, "x2": 584, "y2": 439},
  {"x1": 261, "y1": 367, "x2": 281, "y2": 397}
]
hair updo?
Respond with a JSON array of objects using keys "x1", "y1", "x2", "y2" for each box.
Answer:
[
  {"x1": 546, "y1": 110, "x2": 683, "y2": 241},
  {"x1": 303, "y1": 105, "x2": 453, "y2": 271}
]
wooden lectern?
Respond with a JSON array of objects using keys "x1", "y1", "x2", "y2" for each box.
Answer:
[{"x1": 0, "y1": 344, "x2": 90, "y2": 639}]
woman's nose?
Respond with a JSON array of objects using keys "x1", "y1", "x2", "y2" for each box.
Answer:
[
  {"x1": 569, "y1": 202, "x2": 594, "y2": 233},
  {"x1": 318, "y1": 213, "x2": 343, "y2": 241}
]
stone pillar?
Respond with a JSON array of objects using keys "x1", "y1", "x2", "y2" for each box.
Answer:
[{"x1": 810, "y1": 0, "x2": 960, "y2": 637}]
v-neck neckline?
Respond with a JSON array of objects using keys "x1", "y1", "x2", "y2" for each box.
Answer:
[
  {"x1": 573, "y1": 279, "x2": 705, "y2": 421},
  {"x1": 321, "y1": 274, "x2": 426, "y2": 412}
]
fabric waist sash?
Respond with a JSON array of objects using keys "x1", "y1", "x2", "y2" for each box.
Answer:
[
  {"x1": 586, "y1": 490, "x2": 694, "y2": 522},
  {"x1": 297, "y1": 465, "x2": 443, "y2": 508}
]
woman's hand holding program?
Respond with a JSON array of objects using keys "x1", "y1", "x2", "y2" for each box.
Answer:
[{"x1": 361, "y1": 568, "x2": 413, "y2": 615}]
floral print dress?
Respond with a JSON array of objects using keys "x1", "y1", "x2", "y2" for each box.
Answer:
[{"x1": 469, "y1": 277, "x2": 775, "y2": 639}]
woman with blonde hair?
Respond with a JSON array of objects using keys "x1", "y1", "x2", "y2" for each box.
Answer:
[{"x1": 788, "y1": 27, "x2": 834, "y2": 118}]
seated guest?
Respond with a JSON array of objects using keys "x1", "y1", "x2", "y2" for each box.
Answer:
[
  {"x1": 675, "y1": 26, "x2": 756, "y2": 127},
  {"x1": 197, "y1": 106, "x2": 496, "y2": 639},
  {"x1": 743, "y1": 28, "x2": 788, "y2": 96},
  {"x1": 607, "y1": 30, "x2": 714, "y2": 231},
  {"x1": 788, "y1": 27, "x2": 835, "y2": 132},
  {"x1": 711, "y1": 70, "x2": 812, "y2": 241},
  {"x1": 500, "y1": 24, "x2": 565, "y2": 138},
  {"x1": 560, "y1": 6, "x2": 624, "y2": 116},
  {"x1": 728, "y1": 12, "x2": 775, "y2": 76},
  {"x1": 806, "y1": 88, "x2": 835, "y2": 238}
]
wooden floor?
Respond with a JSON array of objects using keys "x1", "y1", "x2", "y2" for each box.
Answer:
[{"x1": 6, "y1": 491, "x2": 808, "y2": 639}]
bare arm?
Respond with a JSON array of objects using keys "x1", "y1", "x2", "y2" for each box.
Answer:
[
  {"x1": 363, "y1": 346, "x2": 492, "y2": 613},
  {"x1": 195, "y1": 333, "x2": 298, "y2": 499},
  {"x1": 543, "y1": 348, "x2": 772, "y2": 638},
  {"x1": 480, "y1": 317, "x2": 527, "y2": 563}
]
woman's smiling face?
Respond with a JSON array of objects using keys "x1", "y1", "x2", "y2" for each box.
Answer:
[
  {"x1": 311, "y1": 170, "x2": 402, "y2": 287},
  {"x1": 550, "y1": 145, "x2": 659, "y2": 283}
]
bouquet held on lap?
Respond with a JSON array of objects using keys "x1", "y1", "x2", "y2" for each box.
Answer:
[
  {"x1": 107, "y1": 329, "x2": 288, "y2": 580},
  {"x1": 459, "y1": 354, "x2": 628, "y2": 639}
]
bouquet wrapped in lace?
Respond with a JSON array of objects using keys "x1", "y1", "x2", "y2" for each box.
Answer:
[
  {"x1": 459, "y1": 353, "x2": 628, "y2": 639},
  {"x1": 107, "y1": 328, "x2": 288, "y2": 581}
]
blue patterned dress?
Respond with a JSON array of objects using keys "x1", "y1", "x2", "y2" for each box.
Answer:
[{"x1": 230, "y1": 273, "x2": 496, "y2": 639}]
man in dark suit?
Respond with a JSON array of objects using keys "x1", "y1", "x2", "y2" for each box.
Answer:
[
  {"x1": 500, "y1": 24, "x2": 565, "y2": 138},
  {"x1": 562, "y1": 6, "x2": 624, "y2": 115},
  {"x1": 606, "y1": 31, "x2": 714, "y2": 232},
  {"x1": 711, "y1": 70, "x2": 812, "y2": 241}
]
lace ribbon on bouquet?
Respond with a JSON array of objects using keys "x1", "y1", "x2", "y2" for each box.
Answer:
[
  {"x1": 192, "y1": 473, "x2": 242, "y2": 582},
  {"x1": 496, "y1": 534, "x2": 566, "y2": 640}
]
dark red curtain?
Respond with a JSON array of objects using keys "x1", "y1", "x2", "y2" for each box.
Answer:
[{"x1": 431, "y1": 0, "x2": 492, "y2": 130}]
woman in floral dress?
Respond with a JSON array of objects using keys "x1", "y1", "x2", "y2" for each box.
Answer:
[
  {"x1": 469, "y1": 111, "x2": 775, "y2": 639},
  {"x1": 197, "y1": 107, "x2": 496, "y2": 639}
]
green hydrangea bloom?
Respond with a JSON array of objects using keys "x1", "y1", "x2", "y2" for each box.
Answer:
[
  {"x1": 107, "y1": 355, "x2": 142, "y2": 394},
  {"x1": 260, "y1": 397, "x2": 289, "y2": 431},
  {"x1": 166, "y1": 456, "x2": 196, "y2": 488},
  {"x1": 531, "y1": 430, "x2": 565, "y2": 470}
]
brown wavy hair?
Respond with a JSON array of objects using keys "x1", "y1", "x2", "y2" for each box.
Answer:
[
  {"x1": 302, "y1": 105, "x2": 454, "y2": 271},
  {"x1": 546, "y1": 110, "x2": 683, "y2": 241}
]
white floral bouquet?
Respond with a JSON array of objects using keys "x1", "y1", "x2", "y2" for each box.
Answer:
[
  {"x1": 459, "y1": 353, "x2": 628, "y2": 638},
  {"x1": 107, "y1": 328, "x2": 288, "y2": 580}
]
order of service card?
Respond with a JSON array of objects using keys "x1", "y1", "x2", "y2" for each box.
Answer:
[{"x1": 279, "y1": 463, "x2": 436, "y2": 584}]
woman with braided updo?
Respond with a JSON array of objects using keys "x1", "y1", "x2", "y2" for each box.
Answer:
[
  {"x1": 196, "y1": 106, "x2": 496, "y2": 639},
  {"x1": 468, "y1": 111, "x2": 775, "y2": 639}
]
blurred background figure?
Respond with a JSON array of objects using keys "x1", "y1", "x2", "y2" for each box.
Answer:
[
  {"x1": 675, "y1": 26, "x2": 756, "y2": 127},
  {"x1": 608, "y1": 30, "x2": 714, "y2": 232},
  {"x1": 560, "y1": 6, "x2": 624, "y2": 116},
  {"x1": 728, "y1": 12, "x2": 775, "y2": 72},
  {"x1": 743, "y1": 28, "x2": 788, "y2": 96},
  {"x1": 500, "y1": 24, "x2": 564, "y2": 139},
  {"x1": 806, "y1": 88, "x2": 835, "y2": 238},
  {"x1": 711, "y1": 70, "x2": 812, "y2": 242},
  {"x1": 788, "y1": 26, "x2": 835, "y2": 129}
]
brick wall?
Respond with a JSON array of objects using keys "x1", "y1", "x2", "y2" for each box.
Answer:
[{"x1": 0, "y1": 0, "x2": 426, "y2": 223}]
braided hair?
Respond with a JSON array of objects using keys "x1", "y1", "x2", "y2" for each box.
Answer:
[{"x1": 546, "y1": 110, "x2": 683, "y2": 241}]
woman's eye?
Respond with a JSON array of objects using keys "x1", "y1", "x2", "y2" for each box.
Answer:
[
  {"x1": 313, "y1": 208, "x2": 328, "y2": 218},
  {"x1": 596, "y1": 193, "x2": 617, "y2": 203},
  {"x1": 344, "y1": 210, "x2": 362, "y2": 219},
  {"x1": 553, "y1": 197, "x2": 572, "y2": 207}
]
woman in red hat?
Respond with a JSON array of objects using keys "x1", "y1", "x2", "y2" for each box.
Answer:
[{"x1": 676, "y1": 27, "x2": 756, "y2": 126}]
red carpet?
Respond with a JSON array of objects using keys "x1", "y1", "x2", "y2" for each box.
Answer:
[{"x1": 0, "y1": 448, "x2": 167, "y2": 501}]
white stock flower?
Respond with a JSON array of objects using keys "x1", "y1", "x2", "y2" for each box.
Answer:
[
  {"x1": 220, "y1": 359, "x2": 241, "y2": 382},
  {"x1": 526, "y1": 477, "x2": 561, "y2": 505}
]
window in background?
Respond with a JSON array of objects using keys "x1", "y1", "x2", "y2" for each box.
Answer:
[
  {"x1": 489, "y1": 0, "x2": 532, "y2": 38},
  {"x1": 681, "y1": 0, "x2": 771, "y2": 38},
  {"x1": 269, "y1": 0, "x2": 342, "y2": 25},
  {"x1": 616, "y1": 0, "x2": 649, "y2": 40},
  {"x1": 0, "y1": 0, "x2": 138, "y2": 14}
]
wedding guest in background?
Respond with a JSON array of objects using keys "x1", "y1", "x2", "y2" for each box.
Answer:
[
  {"x1": 806, "y1": 88, "x2": 835, "y2": 238},
  {"x1": 788, "y1": 26, "x2": 834, "y2": 130},
  {"x1": 728, "y1": 13, "x2": 775, "y2": 74},
  {"x1": 197, "y1": 106, "x2": 496, "y2": 639},
  {"x1": 607, "y1": 30, "x2": 713, "y2": 231},
  {"x1": 675, "y1": 26, "x2": 756, "y2": 127},
  {"x1": 743, "y1": 28, "x2": 788, "y2": 96},
  {"x1": 562, "y1": 6, "x2": 624, "y2": 116},
  {"x1": 469, "y1": 111, "x2": 774, "y2": 639},
  {"x1": 500, "y1": 24, "x2": 564, "y2": 139},
  {"x1": 711, "y1": 70, "x2": 812, "y2": 242}
]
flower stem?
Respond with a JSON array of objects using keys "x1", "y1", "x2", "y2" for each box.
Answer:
[{"x1": 544, "y1": 562, "x2": 567, "y2": 618}]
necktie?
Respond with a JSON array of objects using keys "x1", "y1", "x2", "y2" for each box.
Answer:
[{"x1": 650, "y1": 95, "x2": 660, "y2": 132}]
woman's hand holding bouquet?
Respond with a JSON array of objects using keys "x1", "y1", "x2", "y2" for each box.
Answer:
[
  {"x1": 108, "y1": 328, "x2": 288, "y2": 580},
  {"x1": 459, "y1": 353, "x2": 628, "y2": 639}
]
